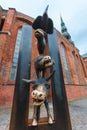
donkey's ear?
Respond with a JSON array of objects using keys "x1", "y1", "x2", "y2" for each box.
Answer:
[
  {"x1": 22, "y1": 79, "x2": 36, "y2": 84},
  {"x1": 46, "y1": 70, "x2": 55, "y2": 81}
]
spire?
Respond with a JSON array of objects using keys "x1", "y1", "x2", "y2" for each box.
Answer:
[
  {"x1": 60, "y1": 16, "x2": 67, "y2": 32},
  {"x1": 60, "y1": 16, "x2": 74, "y2": 45}
]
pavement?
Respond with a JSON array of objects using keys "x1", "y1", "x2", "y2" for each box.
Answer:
[
  {"x1": 69, "y1": 97, "x2": 87, "y2": 130},
  {"x1": 0, "y1": 97, "x2": 87, "y2": 130}
]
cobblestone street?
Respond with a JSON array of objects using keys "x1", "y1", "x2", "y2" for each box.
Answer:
[
  {"x1": 0, "y1": 97, "x2": 87, "y2": 130},
  {"x1": 69, "y1": 97, "x2": 87, "y2": 130}
]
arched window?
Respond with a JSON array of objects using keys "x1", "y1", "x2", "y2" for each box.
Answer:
[
  {"x1": 75, "y1": 55, "x2": 85, "y2": 84},
  {"x1": 72, "y1": 52, "x2": 80, "y2": 83},
  {"x1": 10, "y1": 28, "x2": 22, "y2": 80},
  {"x1": 60, "y1": 43, "x2": 72, "y2": 83}
]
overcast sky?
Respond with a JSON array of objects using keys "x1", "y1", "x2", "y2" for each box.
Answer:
[{"x1": 0, "y1": 0, "x2": 87, "y2": 55}]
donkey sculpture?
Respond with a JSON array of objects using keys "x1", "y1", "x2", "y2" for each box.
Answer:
[{"x1": 22, "y1": 71, "x2": 55, "y2": 126}]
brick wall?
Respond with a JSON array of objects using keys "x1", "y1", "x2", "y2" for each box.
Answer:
[
  {"x1": 0, "y1": 84, "x2": 14, "y2": 106},
  {"x1": 66, "y1": 84, "x2": 87, "y2": 101},
  {"x1": 84, "y1": 58, "x2": 87, "y2": 69}
]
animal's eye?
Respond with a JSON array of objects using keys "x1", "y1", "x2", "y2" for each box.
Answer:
[
  {"x1": 32, "y1": 92, "x2": 35, "y2": 95},
  {"x1": 39, "y1": 94, "x2": 42, "y2": 97}
]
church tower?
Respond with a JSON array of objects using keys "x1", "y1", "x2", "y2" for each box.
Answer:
[{"x1": 60, "y1": 16, "x2": 74, "y2": 45}]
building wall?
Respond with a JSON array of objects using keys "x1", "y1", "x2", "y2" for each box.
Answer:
[
  {"x1": 83, "y1": 58, "x2": 87, "y2": 69},
  {"x1": 83, "y1": 57, "x2": 87, "y2": 83},
  {"x1": 0, "y1": 7, "x2": 87, "y2": 106}
]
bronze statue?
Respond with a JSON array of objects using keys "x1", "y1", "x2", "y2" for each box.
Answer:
[
  {"x1": 22, "y1": 71, "x2": 55, "y2": 126},
  {"x1": 26, "y1": 5, "x2": 55, "y2": 126}
]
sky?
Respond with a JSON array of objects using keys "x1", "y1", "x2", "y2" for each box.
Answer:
[{"x1": 0, "y1": 0, "x2": 87, "y2": 55}]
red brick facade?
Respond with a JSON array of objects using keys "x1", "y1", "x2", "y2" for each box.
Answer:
[{"x1": 0, "y1": 7, "x2": 87, "y2": 106}]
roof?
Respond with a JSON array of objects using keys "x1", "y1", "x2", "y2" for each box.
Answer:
[{"x1": 82, "y1": 53, "x2": 87, "y2": 58}]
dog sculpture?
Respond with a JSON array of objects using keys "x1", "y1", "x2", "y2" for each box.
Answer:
[
  {"x1": 22, "y1": 71, "x2": 55, "y2": 126},
  {"x1": 34, "y1": 55, "x2": 54, "y2": 78}
]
